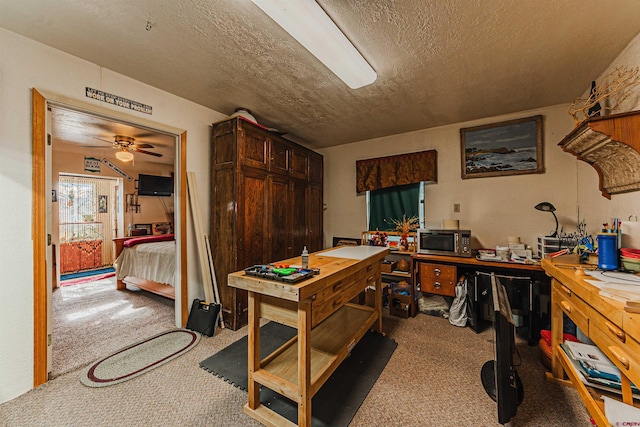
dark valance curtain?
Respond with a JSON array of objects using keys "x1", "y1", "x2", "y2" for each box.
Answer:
[{"x1": 356, "y1": 150, "x2": 437, "y2": 193}]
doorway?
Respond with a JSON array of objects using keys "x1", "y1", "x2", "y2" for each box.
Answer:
[{"x1": 32, "y1": 89, "x2": 188, "y2": 386}]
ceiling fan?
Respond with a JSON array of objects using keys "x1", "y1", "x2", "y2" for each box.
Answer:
[{"x1": 87, "y1": 134, "x2": 163, "y2": 162}]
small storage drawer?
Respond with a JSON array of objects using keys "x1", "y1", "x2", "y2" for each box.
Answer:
[
  {"x1": 312, "y1": 264, "x2": 376, "y2": 327},
  {"x1": 552, "y1": 286, "x2": 589, "y2": 335},
  {"x1": 420, "y1": 263, "x2": 456, "y2": 281},
  {"x1": 590, "y1": 321, "x2": 640, "y2": 390},
  {"x1": 419, "y1": 262, "x2": 456, "y2": 297}
]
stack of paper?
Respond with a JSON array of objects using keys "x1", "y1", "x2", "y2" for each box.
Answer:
[
  {"x1": 583, "y1": 270, "x2": 640, "y2": 303},
  {"x1": 625, "y1": 300, "x2": 640, "y2": 314},
  {"x1": 604, "y1": 396, "x2": 640, "y2": 424}
]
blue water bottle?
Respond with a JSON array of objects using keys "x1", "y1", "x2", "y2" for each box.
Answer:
[{"x1": 598, "y1": 233, "x2": 618, "y2": 270}]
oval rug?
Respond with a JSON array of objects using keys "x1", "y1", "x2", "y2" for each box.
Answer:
[{"x1": 80, "y1": 328, "x2": 200, "y2": 387}]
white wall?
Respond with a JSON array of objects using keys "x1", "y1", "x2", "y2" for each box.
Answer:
[
  {"x1": 0, "y1": 28, "x2": 225, "y2": 403},
  {"x1": 319, "y1": 33, "x2": 640, "y2": 253}
]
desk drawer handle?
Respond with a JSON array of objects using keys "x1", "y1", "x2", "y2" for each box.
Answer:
[
  {"x1": 367, "y1": 275, "x2": 375, "y2": 284},
  {"x1": 433, "y1": 268, "x2": 441, "y2": 277},
  {"x1": 560, "y1": 285, "x2": 571, "y2": 297},
  {"x1": 605, "y1": 321, "x2": 626, "y2": 343},
  {"x1": 333, "y1": 282, "x2": 343, "y2": 292},
  {"x1": 560, "y1": 300, "x2": 571, "y2": 313},
  {"x1": 366, "y1": 264, "x2": 373, "y2": 272},
  {"x1": 609, "y1": 346, "x2": 630, "y2": 370},
  {"x1": 433, "y1": 281, "x2": 441, "y2": 290}
]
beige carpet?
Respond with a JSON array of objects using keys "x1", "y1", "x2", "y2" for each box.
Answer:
[
  {"x1": 1, "y1": 291, "x2": 591, "y2": 426},
  {"x1": 51, "y1": 277, "x2": 175, "y2": 378}
]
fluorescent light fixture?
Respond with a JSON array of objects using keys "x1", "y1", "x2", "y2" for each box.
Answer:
[
  {"x1": 115, "y1": 149, "x2": 134, "y2": 162},
  {"x1": 252, "y1": 0, "x2": 377, "y2": 89}
]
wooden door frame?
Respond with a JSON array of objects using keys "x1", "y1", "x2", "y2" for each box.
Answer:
[{"x1": 32, "y1": 89, "x2": 188, "y2": 387}]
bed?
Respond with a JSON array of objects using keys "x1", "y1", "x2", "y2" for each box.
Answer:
[{"x1": 113, "y1": 234, "x2": 176, "y2": 299}]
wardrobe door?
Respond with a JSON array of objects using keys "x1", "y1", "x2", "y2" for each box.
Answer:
[
  {"x1": 308, "y1": 183, "x2": 323, "y2": 252},
  {"x1": 268, "y1": 175, "x2": 290, "y2": 261},
  {"x1": 289, "y1": 179, "x2": 308, "y2": 257}
]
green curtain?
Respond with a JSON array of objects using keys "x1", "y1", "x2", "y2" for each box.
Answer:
[{"x1": 368, "y1": 183, "x2": 420, "y2": 231}]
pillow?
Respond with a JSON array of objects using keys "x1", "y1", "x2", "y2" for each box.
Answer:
[{"x1": 123, "y1": 234, "x2": 174, "y2": 247}]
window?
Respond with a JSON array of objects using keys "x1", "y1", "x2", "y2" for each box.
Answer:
[{"x1": 367, "y1": 182, "x2": 425, "y2": 231}]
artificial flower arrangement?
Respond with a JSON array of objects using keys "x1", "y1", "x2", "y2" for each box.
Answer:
[
  {"x1": 387, "y1": 214, "x2": 420, "y2": 251},
  {"x1": 368, "y1": 230, "x2": 388, "y2": 246}
]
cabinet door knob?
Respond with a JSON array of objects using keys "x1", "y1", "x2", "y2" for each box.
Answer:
[
  {"x1": 609, "y1": 346, "x2": 630, "y2": 370},
  {"x1": 605, "y1": 321, "x2": 625, "y2": 342},
  {"x1": 560, "y1": 300, "x2": 572, "y2": 313}
]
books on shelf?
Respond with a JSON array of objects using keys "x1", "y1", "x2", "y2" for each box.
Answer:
[{"x1": 561, "y1": 342, "x2": 640, "y2": 397}]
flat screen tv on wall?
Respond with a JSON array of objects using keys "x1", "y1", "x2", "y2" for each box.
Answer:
[
  {"x1": 480, "y1": 274, "x2": 524, "y2": 425},
  {"x1": 137, "y1": 174, "x2": 173, "y2": 197}
]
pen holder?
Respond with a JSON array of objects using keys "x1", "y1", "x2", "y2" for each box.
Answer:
[{"x1": 597, "y1": 233, "x2": 619, "y2": 271}]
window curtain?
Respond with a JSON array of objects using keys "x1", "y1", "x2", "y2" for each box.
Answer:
[
  {"x1": 368, "y1": 183, "x2": 420, "y2": 231},
  {"x1": 356, "y1": 149, "x2": 437, "y2": 193}
]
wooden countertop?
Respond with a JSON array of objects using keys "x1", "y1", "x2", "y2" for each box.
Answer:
[
  {"x1": 413, "y1": 253, "x2": 544, "y2": 272},
  {"x1": 228, "y1": 246, "x2": 389, "y2": 302}
]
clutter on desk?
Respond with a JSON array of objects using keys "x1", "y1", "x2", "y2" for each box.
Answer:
[
  {"x1": 243, "y1": 264, "x2": 318, "y2": 283},
  {"x1": 476, "y1": 236, "x2": 536, "y2": 264}
]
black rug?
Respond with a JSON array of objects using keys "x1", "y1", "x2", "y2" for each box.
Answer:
[{"x1": 200, "y1": 321, "x2": 397, "y2": 426}]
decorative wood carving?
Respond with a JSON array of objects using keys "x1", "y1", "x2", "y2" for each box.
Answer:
[{"x1": 559, "y1": 110, "x2": 640, "y2": 199}]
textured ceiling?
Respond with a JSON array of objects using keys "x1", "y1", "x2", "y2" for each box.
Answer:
[{"x1": 2, "y1": 0, "x2": 640, "y2": 149}]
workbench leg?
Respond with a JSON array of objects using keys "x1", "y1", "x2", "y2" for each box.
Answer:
[
  {"x1": 247, "y1": 292, "x2": 261, "y2": 410},
  {"x1": 374, "y1": 275, "x2": 383, "y2": 333},
  {"x1": 298, "y1": 300, "x2": 312, "y2": 426},
  {"x1": 550, "y1": 279, "x2": 564, "y2": 380}
]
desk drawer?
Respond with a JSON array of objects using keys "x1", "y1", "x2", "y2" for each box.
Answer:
[
  {"x1": 590, "y1": 321, "x2": 640, "y2": 391},
  {"x1": 312, "y1": 265, "x2": 376, "y2": 327},
  {"x1": 420, "y1": 263, "x2": 456, "y2": 281},
  {"x1": 419, "y1": 263, "x2": 456, "y2": 297},
  {"x1": 552, "y1": 285, "x2": 589, "y2": 335}
]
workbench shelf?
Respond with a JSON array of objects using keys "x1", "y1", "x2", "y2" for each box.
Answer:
[{"x1": 253, "y1": 304, "x2": 376, "y2": 400}]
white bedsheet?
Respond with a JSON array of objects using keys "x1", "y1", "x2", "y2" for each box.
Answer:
[{"x1": 114, "y1": 240, "x2": 175, "y2": 287}]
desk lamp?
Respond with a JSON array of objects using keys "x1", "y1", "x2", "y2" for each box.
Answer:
[{"x1": 535, "y1": 202, "x2": 558, "y2": 237}]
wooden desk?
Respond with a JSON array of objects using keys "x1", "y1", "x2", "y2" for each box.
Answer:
[
  {"x1": 227, "y1": 246, "x2": 389, "y2": 426},
  {"x1": 412, "y1": 254, "x2": 549, "y2": 343},
  {"x1": 542, "y1": 259, "x2": 640, "y2": 426}
]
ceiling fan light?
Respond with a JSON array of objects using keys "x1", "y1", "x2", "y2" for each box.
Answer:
[{"x1": 115, "y1": 150, "x2": 134, "y2": 162}]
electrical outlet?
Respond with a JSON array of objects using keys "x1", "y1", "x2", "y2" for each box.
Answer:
[{"x1": 453, "y1": 203, "x2": 460, "y2": 213}]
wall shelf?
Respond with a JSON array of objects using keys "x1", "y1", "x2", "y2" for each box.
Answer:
[{"x1": 558, "y1": 110, "x2": 640, "y2": 199}]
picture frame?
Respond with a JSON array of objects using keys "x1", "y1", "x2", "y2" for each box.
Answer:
[
  {"x1": 332, "y1": 236, "x2": 361, "y2": 247},
  {"x1": 98, "y1": 195, "x2": 108, "y2": 213},
  {"x1": 134, "y1": 223, "x2": 152, "y2": 235},
  {"x1": 460, "y1": 115, "x2": 543, "y2": 179},
  {"x1": 152, "y1": 222, "x2": 172, "y2": 235}
]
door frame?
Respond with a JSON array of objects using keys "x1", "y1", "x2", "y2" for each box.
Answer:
[{"x1": 32, "y1": 89, "x2": 189, "y2": 387}]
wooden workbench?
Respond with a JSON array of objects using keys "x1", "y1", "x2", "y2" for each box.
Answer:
[
  {"x1": 227, "y1": 246, "x2": 389, "y2": 426},
  {"x1": 542, "y1": 259, "x2": 640, "y2": 425}
]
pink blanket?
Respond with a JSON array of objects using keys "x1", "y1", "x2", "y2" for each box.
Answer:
[{"x1": 123, "y1": 234, "x2": 174, "y2": 248}]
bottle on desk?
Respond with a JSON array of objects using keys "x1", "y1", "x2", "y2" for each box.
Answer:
[{"x1": 302, "y1": 246, "x2": 309, "y2": 269}]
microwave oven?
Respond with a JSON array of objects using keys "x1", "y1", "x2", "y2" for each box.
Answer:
[{"x1": 417, "y1": 229, "x2": 472, "y2": 257}]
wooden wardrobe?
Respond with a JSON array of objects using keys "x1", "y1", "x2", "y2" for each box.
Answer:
[{"x1": 210, "y1": 117, "x2": 323, "y2": 330}]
